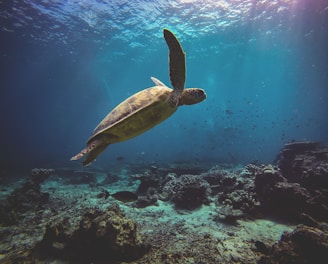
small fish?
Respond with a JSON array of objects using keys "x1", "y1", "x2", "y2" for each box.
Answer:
[{"x1": 111, "y1": 191, "x2": 138, "y2": 203}]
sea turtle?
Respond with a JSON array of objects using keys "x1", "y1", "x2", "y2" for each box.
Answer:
[{"x1": 71, "y1": 29, "x2": 206, "y2": 166}]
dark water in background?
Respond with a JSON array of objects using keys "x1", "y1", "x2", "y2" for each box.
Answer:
[{"x1": 1, "y1": 0, "x2": 327, "y2": 173}]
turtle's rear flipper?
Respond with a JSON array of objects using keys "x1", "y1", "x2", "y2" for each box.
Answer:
[{"x1": 71, "y1": 139, "x2": 108, "y2": 166}]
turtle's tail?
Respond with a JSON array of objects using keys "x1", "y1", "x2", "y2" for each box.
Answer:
[{"x1": 71, "y1": 139, "x2": 108, "y2": 166}]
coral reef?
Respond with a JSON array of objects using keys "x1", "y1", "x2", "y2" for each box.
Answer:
[
  {"x1": 161, "y1": 174, "x2": 211, "y2": 209},
  {"x1": 34, "y1": 205, "x2": 148, "y2": 263},
  {"x1": 1, "y1": 141, "x2": 327, "y2": 263},
  {"x1": 132, "y1": 163, "x2": 260, "y2": 219},
  {"x1": 201, "y1": 165, "x2": 260, "y2": 224}
]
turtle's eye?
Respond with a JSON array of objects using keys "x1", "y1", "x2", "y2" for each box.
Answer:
[
  {"x1": 194, "y1": 89, "x2": 206, "y2": 99},
  {"x1": 190, "y1": 89, "x2": 206, "y2": 101}
]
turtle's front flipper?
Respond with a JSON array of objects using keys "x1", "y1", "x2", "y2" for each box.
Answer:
[{"x1": 163, "y1": 29, "x2": 186, "y2": 94}]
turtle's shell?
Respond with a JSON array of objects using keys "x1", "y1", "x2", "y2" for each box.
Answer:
[
  {"x1": 71, "y1": 29, "x2": 191, "y2": 166},
  {"x1": 87, "y1": 85, "x2": 175, "y2": 145}
]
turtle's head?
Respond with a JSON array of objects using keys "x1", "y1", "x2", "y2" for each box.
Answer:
[{"x1": 178, "y1": 88, "x2": 206, "y2": 106}]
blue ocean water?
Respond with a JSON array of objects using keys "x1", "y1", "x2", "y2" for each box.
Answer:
[{"x1": 1, "y1": 0, "x2": 327, "y2": 172}]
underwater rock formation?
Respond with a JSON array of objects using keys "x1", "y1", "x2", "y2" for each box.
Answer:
[
  {"x1": 255, "y1": 165, "x2": 309, "y2": 220},
  {"x1": 255, "y1": 142, "x2": 328, "y2": 222},
  {"x1": 31, "y1": 168, "x2": 55, "y2": 184},
  {"x1": 276, "y1": 141, "x2": 328, "y2": 190},
  {"x1": 0, "y1": 173, "x2": 50, "y2": 226},
  {"x1": 35, "y1": 205, "x2": 148, "y2": 262},
  {"x1": 259, "y1": 222, "x2": 328, "y2": 264},
  {"x1": 162, "y1": 174, "x2": 211, "y2": 209}
]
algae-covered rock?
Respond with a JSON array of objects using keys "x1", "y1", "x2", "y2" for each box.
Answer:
[
  {"x1": 259, "y1": 224, "x2": 328, "y2": 264},
  {"x1": 35, "y1": 205, "x2": 148, "y2": 262}
]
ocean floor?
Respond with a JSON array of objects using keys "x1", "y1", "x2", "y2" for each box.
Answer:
[
  {"x1": 0, "y1": 142, "x2": 328, "y2": 263},
  {"x1": 0, "y1": 163, "x2": 294, "y2": 264}
]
